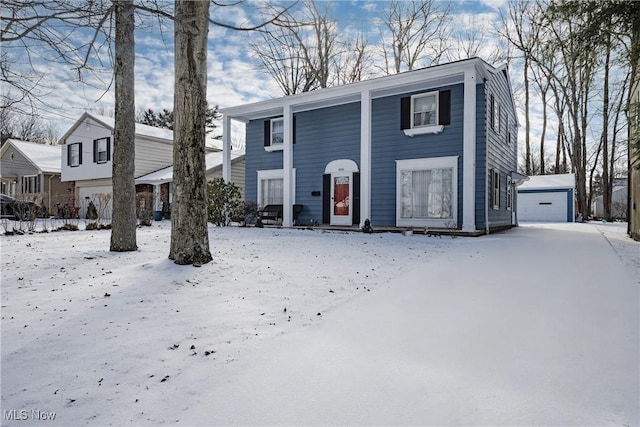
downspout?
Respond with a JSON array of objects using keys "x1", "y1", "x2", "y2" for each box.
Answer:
[{"x1": 48, "y1": 174, "x2": 54, "y2": 215}]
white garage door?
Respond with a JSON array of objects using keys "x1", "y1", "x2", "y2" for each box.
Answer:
[
  {"x1": 519, "y1": 191, "x2": 568, "y2": 222},
  {"x1": 78, "y1": 185, "x2": 113, "y2": 219}
]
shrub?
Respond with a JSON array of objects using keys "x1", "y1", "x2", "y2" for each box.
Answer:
[{"x1": 206, "y1": 178, "x2": 242, "y2": 226}]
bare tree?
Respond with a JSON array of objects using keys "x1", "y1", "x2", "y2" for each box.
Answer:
[
  {"x1": 110, "y1": 0, "x2": 137, "y2": 252},
  {"x1": 377, "y1": 0, "x2": 450, "y2": 75},
  {"x1": 170, "y1": 0, "x2": 212, "y2": 265}
]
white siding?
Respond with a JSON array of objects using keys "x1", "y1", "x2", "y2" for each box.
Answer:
[{"x1": 61, "y1": 117, "x2": 113, "y2": 182}]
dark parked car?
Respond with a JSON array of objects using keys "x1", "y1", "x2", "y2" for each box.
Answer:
[{"x1": 0, "y1": 194, "x2": 39, "y2": 220}]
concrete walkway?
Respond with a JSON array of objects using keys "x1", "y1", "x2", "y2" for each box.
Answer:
[{"x1": 184, "y1": 223, "x2": 639, "y2": 426}]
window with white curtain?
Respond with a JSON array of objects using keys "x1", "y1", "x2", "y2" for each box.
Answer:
[
  {"x1": 261, "y1": 178, "x2": 283, "y2": 206},
  {"x1": 396, "y1": 157, "x2": 458, "y2": 227},
  {"x1": 400, "y1": 169, "x2": 453, "y2": 219},
  {"x1": 411, "y1": 92, "x2": 437, "y2": 128}
]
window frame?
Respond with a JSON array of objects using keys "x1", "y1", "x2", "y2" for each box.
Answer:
[
  {"x1": 490, "y1": 95, "x2": 501, "y2": 133},
  {"x1": 410, "y1": 91, "x2": 439, "y2": 129},
  {"x1": 94, "y1": 137, "x2": 110, "y2": 164},
  {"x1": 68, "y1": 142, "x2": 82, "y2": 167},
  {"x1": 395, "y1": 156, "x2": 458, "y2": 228},
  {"x1": 265, "y1": 118, "x2": 284, "y2": 152},
  {"x1": 256, "y1": 169, "x2": 296, "y2": 209},
  {"x1": 491, "y1": 168, "x2": 500, "y2": 210},
  {"x1": 21, "y1": 175, "x2": 39, "y2": 194}
]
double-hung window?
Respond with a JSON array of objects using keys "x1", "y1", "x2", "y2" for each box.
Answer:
[
  {"x1": 93, "y1": 137, "x2": 110, "y2": 163},
  {"x1": 396, "y1": 157, "x2": 458, "y2": 227},
  {"x1": 68, "y1": 142, "x2": 82, "y2": 167},
  {"x1": 400, "y1": 90, "x2": 450, "y2": 137},
  {"x1": 412, "y1": 93, "x2": 437, "y2": 128},
  {"x1": 490, "y1": 168, "x2": 500, "y2": 209},
  {"x1": 491, "y1": 95, "x2": 501, "y2": 133},
  {"x1": 257, "y1": 169, "x2": 296, "y2": 208},
  {"x1": 270, "y1": 119, "x2": 284, "y2": 146},
  {"x1": 506, "y1": 175, "x2": 512, "y2": 211}
]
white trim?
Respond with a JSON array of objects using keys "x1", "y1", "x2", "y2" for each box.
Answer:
[
  {"x1": 462, "y1": 67, "x2": 477, "y2": 232},
  {"x1": 410, "y1": 91, "x2": 439, "y2": 128},
  {"x1": 403, "y1": 125, "x2": 444, "y2": 137},
  {"x1": 256, "y1": 168, "x2": 297, "y2": 208},
  {"x1": 324, "y1": 159, "x2": 359, "y2": 174},
  {"x1": 222, "y1": 115, "x2": 231, "y2": 182},
  {"x1": 330, "y1": 172, "x2": 353, "y2": 226},
  {"x1": 282, "y1": 105, "x2": 294, "y2": 227},
  {"x1": 395, "y1": 156, "x2": 458, "y2": 228},
  {"x1": 264, "y1": 145, "x2": 284, "y2": 152},
  {"x1": 360, "y1": 89, "x2": 372, "y2": 227}
]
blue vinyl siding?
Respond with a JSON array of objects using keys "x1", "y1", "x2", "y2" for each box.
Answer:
[
  {"x1": 475, "y1": 84, "x2": 487, "y2": 229},
  {"x1": 485, "y1": 69, "x2": 518, "y2": 228},
  {"x1": 293, "y1": 103, "x2": 361, "y2": 224},
  {"x1": 370, "y1": 84, "x2": 464, "y2": 227},
  {"x1": 244, "y1": 103, "x2": 361, "y2": 224},
  {"x1": 244, "y1": 119, "x2": 283, "y2": 205}
]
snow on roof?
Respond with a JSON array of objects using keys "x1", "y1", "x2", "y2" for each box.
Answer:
[
  {"x1": 519, "y1": 173, "x2": 575, "y2": 190},
  {"x1": 87, "y1": 113, "x2": 174, "y2": 141},
  {"x1": 3, "y1": 139, "x2": 62, "y2": 173},
  {"x1": 135, "y1": 151, "x2": 244, "y2": 184}
]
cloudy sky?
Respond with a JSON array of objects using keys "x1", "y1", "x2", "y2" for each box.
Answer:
[{"x1": 9, "y1": 0, "x2": 525, "y2": 149}]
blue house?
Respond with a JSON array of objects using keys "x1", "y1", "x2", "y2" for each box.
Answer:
[{"x1": 220, "y1": 58, "x2": 522, "y2": 233}]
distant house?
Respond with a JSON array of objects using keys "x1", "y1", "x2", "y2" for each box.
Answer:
[
  {"x1": 221, "y1": 57, "x2": 522, "y2": 233},
  {"x1": 0, "y1": 139, "x2": 67, "y2": 213},
  {"x1": 592, "y1": 177, "x2": 628, "y2": 220},
  {"x1": 60, "y1": 112, "x2": 225, "y2": 219},
  {"x1": 517, "y1": 174, "x2": 576, "y2": 222},
  {"x1": 135, "y1": 151, "x2": 246, "y2": 213}
]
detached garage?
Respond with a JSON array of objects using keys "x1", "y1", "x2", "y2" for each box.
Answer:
[{"x1": 517, "y1": 174, "x2": 576, "y2": 222}]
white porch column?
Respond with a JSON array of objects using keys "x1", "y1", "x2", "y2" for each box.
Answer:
[
  {"x1": 360, "y1": 89, "x2": 372, "y2": 227},
  {"x1": 462, "y1": 67, "x2": 477, "y2": 232},
  {"x1": 282, "y1": 104, "x2": 294, "y2": 227},
  {"x1": 153, "y1": 184, "x2": 162, "y2": 211},
  {"x1": 222, "y1": 115, "x2": 232, "y2": 182}
]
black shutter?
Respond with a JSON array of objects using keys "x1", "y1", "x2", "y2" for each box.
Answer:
[
  {"x1": 352, "y1": 172, "x2": 360, "y2": 225},
  {"x1": 107, "y1": 137, "x2": 111, "y2": 161},
  {"x1": 67, "y1": 145, "x2": 71, "y2": 166},
  {"x1": 93, "y1": 139, "x2": 98, "y2": 163},
  {"x1": 438, "y1": 90, "x2": 451, "y2": 125},
  {"x1": 79, "y1": 143, "x2": 83, "y2": 164},
  {"x1": 322, "y1": 174, "x2": 330, "y2": 224},
  {"x1": 263, "y1": 120, "x2": 271, "y2": 146},
  {"x1": 400, "y1": 97, "x2": 411, "y2": 130}
]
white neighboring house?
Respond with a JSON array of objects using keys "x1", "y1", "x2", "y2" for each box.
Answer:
[
  {"x1": 60, "y1": 112, "x2": 183, "y2": 219},
  {"x1": 592, "y1": 177, "x2": 628, "y2": 220},
  {"x1": 0, "y1": 139, "x2": 66, "y2": 212},
  {"x1": 517, "y1": 173, "x2": 576, "y2": 222}
]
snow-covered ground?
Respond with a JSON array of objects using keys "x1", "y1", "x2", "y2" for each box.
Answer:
[{"x1": 1, "y1": 221, "x2": 638, "y2": 426}]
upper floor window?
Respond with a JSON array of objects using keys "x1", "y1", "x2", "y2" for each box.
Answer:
[
  {"x1": 68, "y1": 142, "x2": 82, "y2": 167},
  {"x1": 412, "y1": 93, "x2": 437, "y2": 128},
  {"x1": 490, "y1": 95, "x2": 501, "y2": 133},
  {"x1": 270, "y1": 118, "x2": 283, "y2": 146},
  {"x1": 401, "y1": 90, "x2": 450, "y2": 137},
  {"x1": 93, "y1": 137, "x2": 110, "y2": 163},
  {"x1": 263, "y1": 117, "x2": 296, "y2": 151}
]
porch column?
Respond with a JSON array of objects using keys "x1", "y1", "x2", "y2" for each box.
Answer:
[
  {"x1": 462, "y1": 67, "x2": 477, "y2": 232},
  {"x1": 153, "y1": 184, "x2": 162, "y2": 211},
  {"x1": 360, "y1": 89, "x2": 372, "y2": 227},
  {"x1": 222, "y1": 115, "x2": 232, "y2": 182},
  {"x1": 282, "y1": 103, "x2": 294, "y2": 227}
]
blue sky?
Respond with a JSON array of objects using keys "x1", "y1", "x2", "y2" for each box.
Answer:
[{"x1": 9, "y1": 0, "x2": 513, "y2": 146}]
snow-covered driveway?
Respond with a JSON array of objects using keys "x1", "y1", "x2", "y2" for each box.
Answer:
[{"x1": 1, "y1": 222, "x2": 638, "y2": 426}]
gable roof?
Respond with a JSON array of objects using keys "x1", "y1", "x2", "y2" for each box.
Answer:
[
  {"x1": 135, "y1": 151, "x2": 244, "y2": 185},
  {"x1": 220, "y1": 57, "x2": 504, "y2": 122},
  {"x1": 519, "y1": 173, "x2": 576, "y2": 190},
  {"x1": 1, "y1": 139, "x2": 62, "y2": 174},
  {"x1": 59, "y1": 112, "x2": 174, "y2": 144}
]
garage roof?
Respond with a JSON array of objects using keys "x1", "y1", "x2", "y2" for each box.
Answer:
[{"x1": 518, "y1": 173, "x2": 575, "y2": 191}]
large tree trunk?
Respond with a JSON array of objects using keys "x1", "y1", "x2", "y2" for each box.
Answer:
[
  {"x1": 110, "y1": 0, "x2": 137, "y2": 252},
  {"x1": 169, "y1": 0, "x2": 212, "y2": 266},
  {"x1": 524, "y1": 55, "x2": 532, "y2": 175},
  {"x1": 601, "y1": 30, "x2": 611, "y2": 221}
]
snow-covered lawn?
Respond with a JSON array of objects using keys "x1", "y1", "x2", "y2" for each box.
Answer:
[{"x1": 1, "y1": 221, "x2": 638, "y2": 426}]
